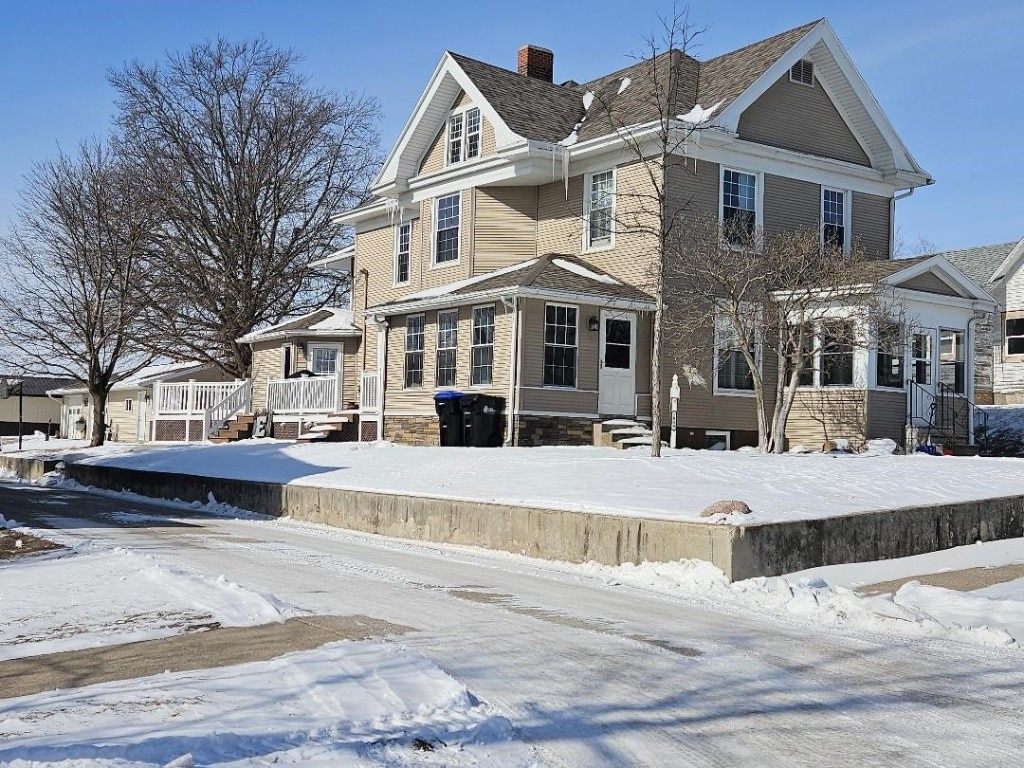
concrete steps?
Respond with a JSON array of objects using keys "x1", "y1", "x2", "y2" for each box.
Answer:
[
  {"x1": 593, "y1": 419, "x2": 661, "y2": 449},
  {"x1": 297, "y1": 413, "x2": 356, "y2": 443}
]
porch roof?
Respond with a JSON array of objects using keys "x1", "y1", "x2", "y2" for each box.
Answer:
[
  {"x1": 365, "y1": 254, "x2": 656, "y2": 316},
  {"x1": 237, "y1": 308, "x2": 361, "y2": 344},
  {"x1": 47, "y1": 361, "x2": 217, "y2": 396}
]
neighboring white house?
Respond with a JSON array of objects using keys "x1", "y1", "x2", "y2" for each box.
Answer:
[
  {"x1": 49, "y1": 361, "x2": 235, "y2": 443},
  {"x1": 939, "y1": 237, "x2": 1024, "y2": 405}
]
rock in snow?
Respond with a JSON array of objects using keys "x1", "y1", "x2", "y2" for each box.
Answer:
[{"x1": 701, "y1": 500, "x2": 752, "y2": 517}]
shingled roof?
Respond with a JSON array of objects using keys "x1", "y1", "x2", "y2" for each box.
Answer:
[
  {"x1": 929, "y1": 241, "x2": 1022, "y2": 287},
  {"x1": 449, "y1": 19, "x2": 821, "y2": 146},
  {"x1": 368, "y1": 254, "x2": 654, "y2": 314}
]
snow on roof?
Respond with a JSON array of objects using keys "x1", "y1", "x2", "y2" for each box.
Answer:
[
  {"x1": 399, "y1": 259, "x2": 538, "y2": 301},
  {"x1": 115, "y1": 361, "x2": 211, "y2": 388},
  {"x1": 551, "y1": 258, "x2": 620, "y2": 285},
  {"x1": 307, "y1": 308, "x2": 356, "y2": 331},
  {"x1": 237, "y1": 308, "x2": 359, "y2": 342}
]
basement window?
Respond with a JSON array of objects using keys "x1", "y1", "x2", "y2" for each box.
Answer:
[{"x1": 789, "y1": 60, "x2": 814, "y2": 87}]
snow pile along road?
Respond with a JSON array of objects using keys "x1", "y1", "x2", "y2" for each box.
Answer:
[
  {"x1": 0, "y1": 640, "x2": 530, "y2": 767},
  {"x1": 0, "y1": 542, "x2": 293, "y2": 660},
  {"x1": 583, "y1": 558, "x2": 1020, "y2": 648}
]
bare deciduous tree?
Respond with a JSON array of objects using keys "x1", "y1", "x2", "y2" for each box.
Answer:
[
  {"x1": 0, "y1": 142, "x2": 157, "y2": 446},
  {"x1": 578, "y1": 5, "x2": 709, "y2": 456},
  {"x1": 663, "y1": 216, "x2": 903, "y2": 453},
  {"x1": 110, "y1": 38, "x2": 381, "y2": 377}
]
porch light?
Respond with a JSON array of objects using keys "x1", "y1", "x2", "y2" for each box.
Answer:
[{"x1": 588, "y1": 316, "x2": 600, "y2": 332}]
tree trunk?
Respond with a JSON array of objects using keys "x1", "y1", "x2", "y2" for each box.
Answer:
[{"x1": 89, "y1": 387, "x2": 107, "y2": 447}]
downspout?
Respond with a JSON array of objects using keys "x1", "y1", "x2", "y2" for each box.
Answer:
[
  {"x1": 891, "y1": 187, "x2": 914, "y2": 257},
  {"x1": 503, "y1": 295, "x2": 520, "y2": 446},
  {"x1": 376, "y1": 318, "x2": 388, "y2": 441},
  {"x1": 966, "y1": 312, "x2": 980, "y2": 446}
]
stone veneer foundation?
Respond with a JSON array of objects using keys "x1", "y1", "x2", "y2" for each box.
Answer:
[{"x1": 514, "y1": 415, "x2": 598, "y2": 446}]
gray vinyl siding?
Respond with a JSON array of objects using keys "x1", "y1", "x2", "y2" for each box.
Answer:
[
  {"x1": 763, "y1": 174, "x2": 819, "y2": 235},
  {"x1": 474, "y1": 186, "x2": 538, "y2": 273},
  {"x1": 866, "y1": 389, "x2": 906, "y2": 442},
  {"x1": 738, "y1": 74, "x2": 871, "y2": 166},
  {"x1": 851, "y1": 192, "x2": 891, "y2": 259},
  {"x1": 665, "y1": 156, "x2": 719, "y2": 226},
  {"x1": 897, "y1": 272, "x2": 960, "y2": 296}
]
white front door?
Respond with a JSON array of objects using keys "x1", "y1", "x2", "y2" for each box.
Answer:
[
  {"x1": 598, "y1": 310, "x2": 636, "y2": 416},
  {"x1": 909, "y1": 328, "x2": 937, "y2": 428}
]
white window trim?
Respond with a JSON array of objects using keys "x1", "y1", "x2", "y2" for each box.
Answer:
[
  {"x1": 469, "y1": 303, "x2": 496, "y2": 389},
  {"x1": 307, "y1": 342, "x2": 343, "y2": 377},
  {"x1": 434, "y1": 309, "x2": 459, "y2": 389},
  {"x1": 582, "y1": 168, "x2": 616, "y2": 253},
  {"x1": 718, "y1": 166, "x2": 763, "y2": 245},
  {"x1": 794, "y1": 320, "x2": 861, "y2": 389},
  {"x1": 820, "y1": 186, "x2": 852, "y2": 254},
  {"x1": 869, "y1": 322, "x2": 906, "y2": 391},
  {"x1": 445, "y1": 105, "x2": 482, "y2": 168},
  {"x1": 712, "y1": 310, "x2": 761, "y2": 397},
  {"x1": 393, "y1": 221, "x2": 411, "y2": 286},
  {"x1": 404, "y1": 313, "x2": 426, "y2": 389},
  {"x1": 281, "y1": 342, "x2": 294, "y2": 377},
  {"x1": 705, "y1": 429, "x2": 731, "y2": 450},
  {"x1": 124, "y1": 398, "x2": 133, "y2": 412},
  {"x1": 542, "y1": 302, "x2": 579, "y2": 390},
  {"x1": 431, "y1": 193, "x2": 461, "y2": 268},
  {"x1": 1005, "y1": 313, "x2": 1024, "y2": 359}
]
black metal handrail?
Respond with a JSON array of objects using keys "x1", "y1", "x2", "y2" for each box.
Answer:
[{"x1": 908, "y1": 380, "x2": 989, "y2": 453}]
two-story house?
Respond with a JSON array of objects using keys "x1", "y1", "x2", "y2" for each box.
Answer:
[{"x1": 236, "y1": 18, "x2": 995, "y2": 451}]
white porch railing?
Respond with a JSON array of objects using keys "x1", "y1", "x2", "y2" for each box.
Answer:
[
  {"x1": 155, "y1": 380, "x2": 244, "y2": 416},
  {"x1": 202, "y1": 379, "x2": 252, "y2": 438},
  {"x1": 360, "y1": 371, "x2": 380, "y2": 412},
  {"x1": 267, "y1": 374, "x2": 341, "y2": 414}
]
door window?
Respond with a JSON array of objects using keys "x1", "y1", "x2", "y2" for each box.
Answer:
[
  {"x1": 912, "y1": 333, "x2": 932, "y2": 385},
  {"x1": 604, "y1": 318, "x2": 631, "y2": 369},
  {"x1": 310, "y1": 346, "x2": 338, "y2": 375}
]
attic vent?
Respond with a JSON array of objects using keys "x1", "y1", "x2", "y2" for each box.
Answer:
[{"x1": 789, "y1": 59, "x2": 814, "y2": 86}]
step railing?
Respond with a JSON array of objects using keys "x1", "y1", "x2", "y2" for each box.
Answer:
[
  {"x1": 202, "y1": 379, "x2": 252, "y2": 439},
  {"x1": 906, "y1": 380, "x2": 988, "y2": 452},
  {"x1": 267, "y1": 374, "x2": 340, "y2": 415}
]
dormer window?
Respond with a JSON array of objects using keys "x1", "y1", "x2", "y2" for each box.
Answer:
[
  {"x1": 447, "y1": 107, "x2": 481, "y2": 165},
  {"x1": 789, "y1": 60, "x2": 814, "y2": 86}
]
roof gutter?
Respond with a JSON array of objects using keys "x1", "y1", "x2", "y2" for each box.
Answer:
[{"x1": 366, "y1": 286, "x2": 656, "y2": 317}]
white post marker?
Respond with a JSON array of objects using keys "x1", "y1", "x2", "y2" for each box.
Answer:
[{"x1": 670, "y1": 373, "x2": 680, "y2": 450}]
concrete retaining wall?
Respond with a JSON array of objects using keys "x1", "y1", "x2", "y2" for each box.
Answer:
[
  {"x1": 58, "y1": 462, "x2": 1024, "y2": 581},
  {"x1": 0, "y1": 455, "x2": 61, "y2": 481}
]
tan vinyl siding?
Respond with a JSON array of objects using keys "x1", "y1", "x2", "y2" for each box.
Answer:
[
  {"x1": 785, "y1": 388, "x2": 867, "y2": 449},
  {"x1": 537, "y1": 160, "x2": 661, "y2": 287},
  {"x1": 384, "y1": 304, "x2": 511, "y2": 414},
  {"x1": 518, "y1": 298, "x2": 600, "y2": 415},
  {"x1": 251, "y1": 341, "x2": 284, "y2": 411},
  {"x1": 866, "y1": 389, "x2": 906, "y2": 441},
  {"x1": 666, "y1": 156, "x2": 720, "y2": 228},
  {"x1": 896, "y1": 272, "x2": 960, "y2": 296},
  {"x1": 474, "y1": 186, "x2": 537, "y2": 273},
  {"x1": 738, "y1": 74, "x2": 871, "y2": 166},
  {"x1": 0, "y1": 396, "x2": 62, "y2": 426},
  {"x1": 852, "y1": 192, "x2": 891, "y2": 259},
  {"x1": 418, "y1": 91, "x2": 496, "y2": 176},
  {"x1": 106, "y1": 394, "x2": 143, "y2": 443},
  {"x1": 763, "y1": 174, "x2": 820, "y2": 235}
]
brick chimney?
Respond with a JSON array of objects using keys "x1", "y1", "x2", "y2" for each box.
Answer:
[{"x1": 517, "y1": 44, "x2": 553, "y2": 82}]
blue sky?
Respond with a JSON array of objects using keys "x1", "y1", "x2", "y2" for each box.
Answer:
[{"x1": 1, "y1": 0, "x2": 1021, "y2": 252}]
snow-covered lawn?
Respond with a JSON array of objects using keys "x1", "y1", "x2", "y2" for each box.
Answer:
[{"x1": 65, "y1": 439, "x2": 1024, "y2": 524}]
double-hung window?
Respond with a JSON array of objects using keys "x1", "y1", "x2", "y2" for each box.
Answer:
[
  {"x1": 447, "y1": 107, "x2": 481, "y2": 164},
  {"x1": 585, "y1": 169, "x2": 614, "y2": 249},
  {"x1": 471, "y1": 305, "x2": 494, "y2": 386},
  {"x1": 715, "y1": 313, "x2": 755, "y2": 392},
  {"x1": 543, "y1": 304, "x2": 577, "y2": 387},
  {"x1": 435, "y1": 310, "x2": 458, "y2": 387},
  {"x1": 435, "y1": 194, "x2": 460, "y2": 264},
  {"x1": 821, "y1": 322, "x2": 855, "y2": 386},
  {"x1": 722, "y1": 168, "x2": 757, "y2": 244},
  {"x1": 395, "y1": 222, "x2": 411, "y2": 284},
  {"x1": 822, "y1": 188, "x2": 848, "y2": 251},
  {"x1": 939, "y1": 329, "x2": 965, "y2": 394},
  {"x1": 404, "y1": 315, "x2": 425, "y2": 388},
  {"x1": 1007, "y1": 317, "x2": 1024, "y2": 356}
]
